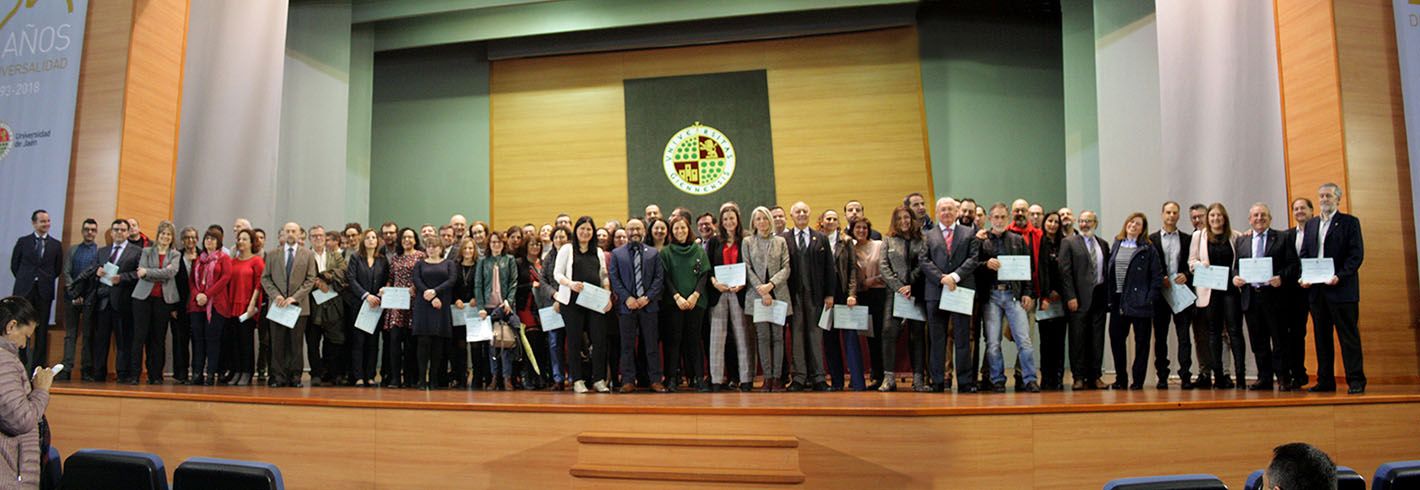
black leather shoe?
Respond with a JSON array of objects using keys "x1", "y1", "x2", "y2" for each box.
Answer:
[
  {"x1": 1129, "y1": 383, "x2": 1144, "y2": 390},
  {"x1": 785, "y1": 382, "x2": 805, "y2": 392},
  {"x1": 268, "y1": 380, "x2": 282, "y2": 388},
  {"x1": 991, "y1": 382, "x2": 1006, "y2": 393},
  {"x1": 1181, "y1": 379, "x2": 1195, "y2": 390},
  {"x1": 1347, "y1": 385, "x2": 1365, "y2": 395},
  {"x1": 811, "y1": 382, "x2": 830, "y2": 392},
  {"x1": 1024, "y1": 381, "x2": 1040, "y2": 393},
  {"x1": 929, "y1": 383, "x2": 945, "y2": 393},
  {"x1": 958, "y1": 384, "x2": 978, "y2": 393},
  {"x1": 1248, "y1": 382, "x2": 1273, "y2": 391},
  {"x1": 1193, "y1": 376, "x2": 1212, "y2": 389},
  {"x1": 1215, "y1": 378, "x2": 1235, "y2": 390},
  {"x1": 1308, "y1": 384, "x2": 1336, "y2": 393},
  {"x1": 1155, "y1": 380, "x2": 1168, "y2": 390},
  {"x1": 825, "y1": 385, "x2": 841, "y2": 392},
  {"x1": 1109, "y1": 381, "x2": 1127, "y2": 390}
]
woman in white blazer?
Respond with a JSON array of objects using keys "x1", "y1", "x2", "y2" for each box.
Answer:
[
  {"x1": 553, "y1": 216, "x2": 612, "y2": 394},
  {"x1": 1187, "y1": 203, "x2": 1245, "y2": 389}
]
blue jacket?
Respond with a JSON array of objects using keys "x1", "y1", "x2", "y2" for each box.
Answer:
[
  {"x1": 1104, "y1": 240, "x2": 1163, "y2": 318},
  {"x1": 608, "y1": 242, "x2": 663, "y2": 314}
]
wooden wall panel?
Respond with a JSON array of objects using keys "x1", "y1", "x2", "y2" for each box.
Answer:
[
  {"x1": 490, "y1": 28, "x2": 930, "y2": 230},
  {"x1": 1333, "y1": 0, "x2": 1420, "y2": 382},
  {"x1": 113, "y1": 0, "x2": 188, "y2": 230},
  {"x1": 1274, "y1": 0, "x2": 1349, "y2": 210},
  {"x1": 64, "y1": 0, "x2": 134, "y2": 242},
  {"x1": 45, "y1": 394, "x2": 1420, "y2": 489}
]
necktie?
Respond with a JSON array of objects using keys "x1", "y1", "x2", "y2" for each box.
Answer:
[
  {"x1": 1086, "y1": 237, "x2": 1101, "y2": 283},
  {"x1": 109, "y1": 245, "x2": 120, "y2": 263},
  {"x1": 35, "y1": 236, "x2": 43, "y2": 258},
  {"x1": 490, "y1": 264, "x2": 503, "y2": 305},
  {"x1": 943, "y1": 228, "x2": 954, "y2": 255},
  {"x1": 799, "y1": 230, "x2": 807, "y2": 251},
  {"x1": 1254, "y1": 233, "x2": 1266, "y2": 287},
  {"x1": 632, "y1": 245, "x2": 644, "y2": 297},
  {"x1": 285, "y1": 247, "x2": 295, "y2": 292}
]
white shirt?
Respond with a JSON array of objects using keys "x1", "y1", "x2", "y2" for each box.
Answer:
[
  {"x1": 314, "y1": 248, "x2": 328, "y2": 272},
  {"x1": 1317, "y1": 210, "x2": 1336, "y2": 258},
  {"x1": 1294, "y1": 226, "x2": 1305, "y2": 255},
  {"x1": 1160, "y1": 229, "x2": 1180, "y2": 276},
  {"x1": 108, "y1": 240, "x2": 128, "y2": 263}
]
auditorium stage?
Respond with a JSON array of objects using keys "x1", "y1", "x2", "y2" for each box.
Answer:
[{"x1": 46, "y1": 382, "x2": 1420, "y2": 489}]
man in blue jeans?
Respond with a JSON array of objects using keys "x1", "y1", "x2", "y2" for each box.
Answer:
[{"x1": 978, "y1": 203, "x2": 1039, "y2": 393}]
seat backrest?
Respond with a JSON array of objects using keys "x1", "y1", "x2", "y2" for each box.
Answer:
[
  {"x1": 41, "y1": 446, "x2": 60, "y2": 490},
  {"x1": 1335, "y1": 466, "x2": 1364, "y2": 490},
  {"x1": 1373, "y1": 460, "x2": 1420, "y2": 490},
  {"x1": 1103, "y1": 474, "x2": 1228, "y2": 490},
  {"x1": 61, "y1": 449, "x2": 167, "y2": 490},
  {"x1": 173, "y1": 457, "x2": 284, "y2": 490},
  {"x1": 1244, "y1": 469, "x2": 1264, "y2": 490}
]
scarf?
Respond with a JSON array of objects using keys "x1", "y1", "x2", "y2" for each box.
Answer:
[{"x1": 196, "y1": 249, "x2": 228, "y2": 320}]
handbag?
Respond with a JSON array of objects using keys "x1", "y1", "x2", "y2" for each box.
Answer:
[{"x1": 492, "y1": 321, "x2": 518, "y2": 349}]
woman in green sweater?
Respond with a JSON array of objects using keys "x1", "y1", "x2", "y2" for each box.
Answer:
[{"x1": 660, "y1": 216, "x2": 710, "y2": 392}]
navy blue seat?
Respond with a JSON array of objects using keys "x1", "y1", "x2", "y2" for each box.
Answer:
[
  {"x1": 173, "y1": 457, "x2": 284, "y2": 490},
  {"x1": 40, "y1": 446, "x2": 60, "y2": 490},
  {"x1": 1245, "y1": 465, "x2": 1364, "y2": 490},
  {"x1": 1373, "y1": 460, "x2": 1420, "y2": 490},
  {"x1": 60, "y1": 449, "x2": 168, "y2": 490},
  {"x1": 1103, "y1": 474, "x2": 1228, "y2": 490}
]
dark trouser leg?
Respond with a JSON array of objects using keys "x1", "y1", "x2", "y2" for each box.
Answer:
[
  {"x1": 1191, "y1": 306, "x2": 1213, "y2": 380},
  {"x1": 62, "y1": 299, "x2": 83, "y2": 377},
  {"x1": 115, "y1": 306, "x2": 134, "y2": 380},
  {"x1": 951, "y1": 312, "x2": 973, "y2": 388},
  {"x1": 21, "y1": 289, "x2": 50, "y2": 371},
  {"x1": 1130, "y1": 315, "x2": 1151, "y2": 384},
  {"x1": 1067, "y1": 309, "x2": 1088, "y2": 382},
  {"x1": 564, "y1": 305, "x2": 586, "y2": 382},
  {"x1": 1152, "y1": 302, "x2": 1174, "y2": 381},
  {"x1": 864, "y1": 288, "x2": 885, "y2": 382},
  {"x1": 662, "y1": 311, "x2": 683, "y2": 382},
  {"x1": 1244, "y1": 294, "x2": 1278, "y2": 385},
  {"x1": 1328, "y1": 301, "x2": 1364, "y2": 388},
  {"x1": 1284, "y1": 292, "x2": 1309, "y2": 385},
  {"x1": 257, "y1": 319, "x2": 270, "y2": 375},
  {"x1": 449, "y1": 328, "x2": 468, "y2": 385},
  {"x1": 386, "y1": 328, "x2": 409, "y2": 385},
  {"x1": 171, "y1": 309, "x2": 190, "y2": 381},
  {"x1": 305, "y1": 320, "x2": 326, "y2": 382},
  {"x1": 1108, "y1": 312, "x2": 1129, "y2": 385},
  {"x1": 908, "y1": 319, "x2": 925, "y2": 376},
  {"x1": 79, "y1": 304, "x2": 97, "y2": 378},
  {"x1": 92, "y1": 309, "x2": 118, "y2": 380},
  {"x1": 1087, "y1": 287, "x2": 1108, "y2": 382},
  {"x1": 824, "y1": 324, "x2": 844, "y2": 389},
  {"x1": 417, "y1": 335, "x2": 433, "y2": 384},
  {"x1": 1038, "y1": 317, "x2": 1066, "y2": 387},
  {"x1": 926, "y1": 306, "x2": 948, "y2": 385},
  {"x1": 680, "y1": 308, "x2": 704, "y2": 382},
  {"x1": 842, "y1": 330, "x2": 864, "y2": 390},
  {"x1": 1224, "y1": 295, "x2": 1245, "y2": 382},
  {"x1": 143, "y1": 300, "x2": 171, "y2": 381}
]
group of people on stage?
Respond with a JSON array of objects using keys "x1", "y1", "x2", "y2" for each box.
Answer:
[{"x1": 8, "y1": 181, "x2": 1366, "y2": 394}]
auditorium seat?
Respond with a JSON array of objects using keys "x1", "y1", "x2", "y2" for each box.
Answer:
[
  {"x1": 60, "y1": 449, "x2": 167, "y2": 490},
  {"x1": 1244, "y1": 466, "x2": 1364, "y2": 490},
  {"x1": 41, "y1": 446, "x2": 60, "y2": 490},
  {"x1": 1102, "y1": 474, "x2": 1227, "y2": 490},
  {"x1": 173, "y1": 457, "x2": 285, "y2": 490},
  {"x1": 1373, "y1": 460, "x2": 1420, "y2": 490}
]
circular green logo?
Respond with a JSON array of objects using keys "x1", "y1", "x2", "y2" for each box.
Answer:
[{"x1": 663, "y1": 123, "x2": 735, "y2": 195}]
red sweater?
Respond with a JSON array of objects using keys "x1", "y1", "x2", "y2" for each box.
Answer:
[{"x1": 225, "y1": 255, "x2": 266, "y2": 319}]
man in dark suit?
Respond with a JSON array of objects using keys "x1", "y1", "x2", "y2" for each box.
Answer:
[
  {"x1": 609, "y1": 218, "x2": 666, "y2": 393},
  {"x1": 905, "y1": 192, "x2": 932, "y2": 232},
  {"x1": 1298, "y1": 183, "x2": 1366, "y2": 394},
  {"x1": 782, "y1": 201, "x2": 836, "y2": 391},
  {"x1": 1149, "y1": 201, "x2": 1194, "y2": 389},
  {"x1": 843, "y1": 200, "x2": 882, "y2": 240},
  {"x1": 260, "y1": 222, "x2": 318, "y2": 388},
  {"x1": 1058, "y1": 210, "x2": 1109, "y2": 390},
  {"x1": 1279, "y1": 197, "x2": 1314, "y2": 390},
  {"x1": 920, "y1": 197, "x2": 980, "y2": 393},
  {"x1": 92, "y1": 219, "x2": 142, "y2": 382},
  {"x1": 10, "y1": 210, "x2": 63, "y2": 371},
  {"x1": 1232, "y1": 203, "x2": 1297, "y2": 391}
]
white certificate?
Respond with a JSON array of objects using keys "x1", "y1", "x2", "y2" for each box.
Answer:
[
  {"x1": 891, "y1": 294, "x2": 926, "y2": 321},
  {"x1": 265, "y1": 303, "x2": 301, "y2": 329},
  {"x1": 450, "y1": 304, "x2": 469, "y2": 326},
  {"x1": 312, "y1": 289, "x2": 339, "y2": 305},
  {"x1": 1164, "y1": 283, "x2": 1197, "y2": 314},
  {"x1": 937, "y1": 286, "x2": 975, "y2": 316},
  {"x1": 575, "y1": 284, "x2": 612, "y2": 312},
  {"x1": 380, "y1": 287, "x2": 412, "y2": 310},
  {"x1": 467, "y1": 316, "x2": 493, "y2": 343},
  {"x1": 714, "y1": 263, "x2": 746, "y2": 288},
  {"x1": 1238, "y1": 257, "x2": 1273, "y2": 284},
  {"x1": 354, "y1": 302, "x2": 382, "y2": 334},
  {"x1": 817, "y1": 306, "x2": 832, "y2": 330},
  {"x1": 538, "y1": 306, "x2": 565, "y2": 331},
  {"x1": 1301, "y1": 258, "x2": 1335, "y2": 284},
  {"x1": 997, "y1": 255, "x2": 1031, "y2": 282},
  {"x1": 1035, "y1": 301, "x2": 1064, "y2": 321},
  {"x1": 832, "y1": 305, "x2": 870, "y2": 331},
  {"x1": 752, "y1": 300, "x2": 789, "y2": 326},
  {"x1": 1193, "y1": 265, "x2": 1229, "y2": 291},
  {"x1": 102, "y1": 263, "x2": 120, "y2": 286}
]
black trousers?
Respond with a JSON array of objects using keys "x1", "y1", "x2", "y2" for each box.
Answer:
[
  {"x1": 1206, "y1": 293, "x2": 1245, "y2": 382},
  {"x1": 663, "y1": 306, "x2": 705, "y2": 383},
  {"x1": 170, "y1": 307, "x2": 191, "y2": 380},
  {"x1": 858, "y1": 288, "x2": 885, "y2": 382},
  {"x1": 91, "y1": 306, "x2": 128, "y2": 380},
  {"x1": 563, "y1": 303, "x2": 609, "y2": 384},
  {"x1": 1108, "y1": 312, "x2": 1151, "y2": 385},
  {"x1": 306, "y1": 318, "x2": 346, "y2": 382},
  {"x1": 1037, "y1": 317, "x2": 1068, "y2": 387},
  {"x1": 1151, "y1": 299, "x2": 1193, "y2": 381},
  {"x1": 20, "y1": 288, "x2": 51, "y2": 371},
  {"x1": 130, "y1": 297, "x2": 172, "y2": 381},
  {"x1": 1067, "y1": 286, "x2": 1108, "y2": 381},
  {"x1": 1281, "y1": 289, "x2": 1311, "y2": 386},
  {"x1": 1243, "y1": 288, "x2": 1285, "y2": 385},
  {"x1": 190, "y1": 312, "x2": 225, "y2": 379},
  {"x1": 230, "y1": 317, "x2": 257, "y2": 374},
  {"x1": 269, "y1": 317, "x2": 306, "y2": 384},
  {"x1": 618, "y1": 309, "x2": 662, "y2": 383},
  {"x1": 1310, "y1": 298, "x2": 1365, "y2": 388},
  {"x1": 415, "y1": 335, "x2": 446, "y2": 386},
  {"x1": 926, "y1": 306, "x2": 972, "y2": 387},
  {"x1": 351, "y1": 325, "x2": 379, "y2": 382},
  {"x1": 448, "y1": 326, "x2": 469, "y2": 386}
]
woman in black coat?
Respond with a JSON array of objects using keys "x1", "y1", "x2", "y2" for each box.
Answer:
[
  {"x1": 1103, "y1": 212, "x2": 1163, "y2": 390},
  {"x1": 345, "y1": 229, "x2": 388, "y2": 387}
]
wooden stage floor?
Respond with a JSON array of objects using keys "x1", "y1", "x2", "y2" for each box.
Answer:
[{"x1": 46, "y1": 381, "x2": 1420, "y2": 489}]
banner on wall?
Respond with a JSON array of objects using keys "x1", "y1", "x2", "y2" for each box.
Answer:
[
  {"x1": 624, "y1": 70, "x2": 776, "y2": 220},
  {"x1": 0, "y1": 0, "x2": 89, "y2": 297},
  {"x1": 1393, "y1": 0, "x2": 1420, "y2": 287}
]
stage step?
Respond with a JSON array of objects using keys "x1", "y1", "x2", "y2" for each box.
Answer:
[{"x1": 571, "y1": 432, "x2": 805, "y2": 486}]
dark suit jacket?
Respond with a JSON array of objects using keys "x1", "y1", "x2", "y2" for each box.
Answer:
[
  {"x1": 94, "y1": 242, "x2": 142, "y2": 313},
  {"x1": 1148, "y1": 229, "x2": 1193, "y2": 284},
  {"x1": 1234, "y1": 228, "x2": 1298, "y2": 311},
  {"x1": 345, "y1": 254, "x2": 389, "y2": 308},
  {"x1": 608, "y1": 242, "x2": 664, "y2": 314},
  {"x1": 920, "y1": 222, "x2": 980, "y2": 302},
  {"x1": 1298, "y1": 212, "x2": 1364, "y2": 303},
  {"x1": 781, "y1": 228, "x2": 835, "y2": 301},
  {"x1": 10, "y1": 234, "x2": 62, "y2": 301},
  {"x1": 1058, "y1": 233, "x2": 1111, "y2": 313},
  {"x1": 1280, "y1": 227, "x2": 1307, "y2": 299}
]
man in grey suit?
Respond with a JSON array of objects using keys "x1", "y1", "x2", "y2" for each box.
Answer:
[
  {"x1": 781, "y1": 201, "x2": 836, "y2": 391},
  {"x1": 1058, "y1": 211, "x2": 1109, "y2": 390},
  {"x1": 261, "y1": 222, "x2": 318, "y2": 388},
  {"x1": 920, "y1": 197, "x2": 980, "y2": 393}
]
